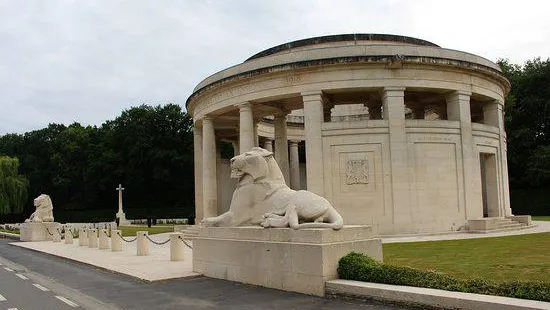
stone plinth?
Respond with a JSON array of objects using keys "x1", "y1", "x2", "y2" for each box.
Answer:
[
  {"x1": 19, "y1": 222, "x2": 61, "y2": 242},
  {"x1": 193, "y1": 225, "x2": 382, "y2": 296}
]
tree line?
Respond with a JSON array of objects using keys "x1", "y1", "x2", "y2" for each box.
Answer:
[
  {"x1": 0, "y1": 58, "x2": 549, "y2": 222},
  {"x1": 0, "y1": 104, "x2": 195, "y2": 223}
]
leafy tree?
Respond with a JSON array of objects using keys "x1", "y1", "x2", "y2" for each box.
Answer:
[
  {"x1": 0, "y1": 156, "x2": 28, "y2": 215},
  {"x1": 498, "y1": 58, "x2": 550, "y2": 187}
]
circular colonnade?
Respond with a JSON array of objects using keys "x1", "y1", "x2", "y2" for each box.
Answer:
[{"x1": 187, "y1": 34, "x2": 511, "y2": 235}]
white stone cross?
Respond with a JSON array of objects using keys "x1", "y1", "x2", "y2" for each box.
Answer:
[{"x1": 116, "y1": 184, "x2": 125, "y2": 216}]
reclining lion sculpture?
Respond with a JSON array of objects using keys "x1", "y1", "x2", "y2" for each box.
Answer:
[
  {"x1": 25, "y1": 194, "x2": 54, "y2": 223},
  {"x1": 202, "y1": 147, "x2": 343, "y2": 230}
]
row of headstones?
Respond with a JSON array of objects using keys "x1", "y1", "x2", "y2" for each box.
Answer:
[{"x1": 51, "y1": 227, "x2": 185, "y2": 261}]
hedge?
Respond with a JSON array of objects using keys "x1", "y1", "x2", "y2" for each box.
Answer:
[{"x1": 337, "y1": 252, "x2": 550, "y2": 302}]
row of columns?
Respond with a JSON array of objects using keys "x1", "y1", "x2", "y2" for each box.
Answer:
[{"x1": 194, "y1": 88, "x2": 511, "y2": 222}]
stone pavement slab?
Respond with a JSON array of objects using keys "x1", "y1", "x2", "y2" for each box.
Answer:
[{"x1": 10, "y1": 232, "x2": 197, "y2": 281}]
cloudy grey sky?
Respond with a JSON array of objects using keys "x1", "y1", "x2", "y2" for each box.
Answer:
[{"x1": 1, "y1": 0, "x2": 549, "y2": 134}]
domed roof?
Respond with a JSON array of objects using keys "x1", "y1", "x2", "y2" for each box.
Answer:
[{"x1": 246, "y1": 34, "x2": 439, "y2": 62}]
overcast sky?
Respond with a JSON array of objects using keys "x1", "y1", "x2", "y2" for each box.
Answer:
[{"x1": 1, "y1": 0, "x2": 549, "y2": 135}]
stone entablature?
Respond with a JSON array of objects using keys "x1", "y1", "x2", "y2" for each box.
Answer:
[{"x1": 188, "y1": 34, "x2": 512, "y2": 235}]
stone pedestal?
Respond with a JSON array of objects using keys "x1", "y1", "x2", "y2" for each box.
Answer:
[
  {"x1": 19, "y1": 222, "x2": 61, "y2": 242},
  {"x1": 79, "y1": 228, "x2": 88, "y2": 246},
  {"x1": 116, "y1": 211, "x2": 130, "y2": 226},
  {"x1": 170, "y1": 233, "x2": 185, "y2": 261},
  {"x1": 52, "y1": 227, "x2": 61, "y2": 242},
  {"x1": 137, "y1": 231, "x2": 149, "y2": 256},
  {"x1": 88, "y1": 229, "x2": 98, "y2": 248},
  {"x1": 193, "y1": 225, "x2": 382, "y2": 296},
  {"x1": 65, "y1": 228, "x2": 74, "y2": 244},
  {"x1": 111, "y1": 230, "x2": 122, "y2": 252},
  {"x1": 98, "y1": 229, "x2": 110, "y2": 249}
]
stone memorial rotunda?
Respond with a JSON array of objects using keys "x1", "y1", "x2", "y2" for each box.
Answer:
[{"x1": 187, "y1": 34, "x2": 518, "y2": 235}]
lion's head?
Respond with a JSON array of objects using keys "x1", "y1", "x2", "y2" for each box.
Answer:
[
  {"x1": 34, "y1": 194, "x2": 53, "y2": 210},
  {"x1": 230, "y1": 147, "x2": 286, "y2": 184}
]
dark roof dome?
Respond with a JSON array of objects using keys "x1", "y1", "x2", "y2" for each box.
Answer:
[{"x1": 246, "y1": 33, "x2": 439, "y2": 62}]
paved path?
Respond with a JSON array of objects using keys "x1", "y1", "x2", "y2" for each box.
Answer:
[
  {"x1": 0, "y1": 239, "x2": 405, "y2": 310},
  {"x1": 382, "y1": 221, "x2": 550, "y2": 243}
]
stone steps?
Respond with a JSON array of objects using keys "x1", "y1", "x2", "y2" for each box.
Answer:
[{"x1": 467, "y1": 216, "x2": 534, "y2": 234}]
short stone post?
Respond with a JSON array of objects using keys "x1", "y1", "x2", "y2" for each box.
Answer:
[
  {"x1": 79, "y1": 228, "x2": 88, "y2": 246},
  {"x1": 52, "y1": 227, "x2": 61, "y2": 242},
  {"x1": 88, "y1": 229, "x2": 98, "y2": 248},
  {"x1": 170, "y1": 233, "x2": 185, "y2": 261},
  {"x1": 98, "y1": 229, "x2": 110, "y2": 250},
  {"x1": 111, "y1": 230, "x2": 122, "y2": 252},
  {"x1": 136, "y1": 231, "x2": 149, "y2": 256},
  {"x1": 65, "y1": 228, "x2": 74, "y2": 244}
]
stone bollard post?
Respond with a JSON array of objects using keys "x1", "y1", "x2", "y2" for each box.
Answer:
[
  {"x1": 111, "y1": 230, "x2": 122, "y2": 252},
  {"x1": 170, "y1": 233, "x2": 185, "y2": 261},
  {"x1": 99, "y1": 229, "x2": 110, "y2": 250},
  {"x1": 52, "y1": 227, "x2": 61, "y2": 242},
  {"x1": 136, "y1": 231, "x2": 149, "y2": 256},
  {"x1": 65, "y1": 228, "x2": 74, "y2": 244},
  {"x1": 88, "y1": 229, "x2": 98, "y2": 248},
  {"x1": 79, "y1": 228, "x2": 88, "y2": 246}
]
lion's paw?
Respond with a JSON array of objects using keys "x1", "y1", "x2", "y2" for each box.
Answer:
[
  {"x1": 201, "y1": 218, "x2": 216, "y2": 227},
  {"x1": 260, "y1": 219, "x2": 271, "y2": 228}
]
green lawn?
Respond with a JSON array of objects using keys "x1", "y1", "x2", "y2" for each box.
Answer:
[
  {"x1": 532, "y1": 216, "x2": 550, "y2": 221},
  {"x1": 118, "y1": 225, "x2": 174, "y2": 237},
  {"x1": 383, "y1": 232, "x2": 550, "y2": 283},
  {"x1": 0, "y1": 228, "x2": 19, "y2": 234}
]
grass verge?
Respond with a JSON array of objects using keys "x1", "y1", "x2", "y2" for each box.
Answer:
[
  {"x1": 338, "y1": 252, "x2": 550, "y2": 302},
  {"x1": 0, "y1": 228, "x2": 19, "y2": 234},
  {"x1": 532, "y1": 216, "x2": 550, "y2": 221},
  {"x1": 383, "y1": 232, "x2": 550, "y2": 283}
]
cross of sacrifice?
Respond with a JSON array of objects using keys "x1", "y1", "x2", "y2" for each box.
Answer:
[{"x1": 116, "y1": 183, "x2": 125, "y2": 215}]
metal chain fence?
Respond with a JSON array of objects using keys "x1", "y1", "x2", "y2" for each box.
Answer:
[
  {"x1": 144, "y1": 234, "x2": 170, "y2": 245},
  {"x1": 178, "y1": 236, "x2": 193, "y2": 249},
  {"x1": 117, "y1": 232, "x2": 137, "y2": 243}
]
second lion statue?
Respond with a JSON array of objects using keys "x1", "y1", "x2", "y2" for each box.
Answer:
[{"x1": 201, "y1": 147, "x2": 344, "y2": 230}]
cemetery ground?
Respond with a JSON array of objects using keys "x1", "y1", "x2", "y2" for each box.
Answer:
[{"x1": 384, "y1": 232, "x2": 550, "y2": 284}]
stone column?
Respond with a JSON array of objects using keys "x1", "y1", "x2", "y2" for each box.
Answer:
[
  {"x1": 289, "y1": 140, "x2": 301, "y2": 190},
  {"x1": 231, "y1": 141, "x2": 240, "y2": 156},
  {"x1": 274, "y1": 111, "x2": 290, "y2": 184},
  {"x1": 383, "y1": 87, "x2": 410, "y2": 226},
  {"x1": 484, "y1": 100, "x2": 512, "y2": 216},
  {"x1": 254, "y1": 119, "x2": 260, "y2": 147},
  {"x1": 202, "y1": 117, "x2": 218, "y2": 219},
  {"x1": 302, "y1": 91, "x2": 325, "y2": 196},
  {"x1": 447, "y1": 91, "x2": 481, "y2": 219},
  {"x1": 263, "y1": 139, "x2": 273, "y2": 152},
  {"x1": 237, "y1": 102, "x2": 255, "y2": 152},
  {"x1": 193, "y1": 126, "x2": 203, "y2": 221}
]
